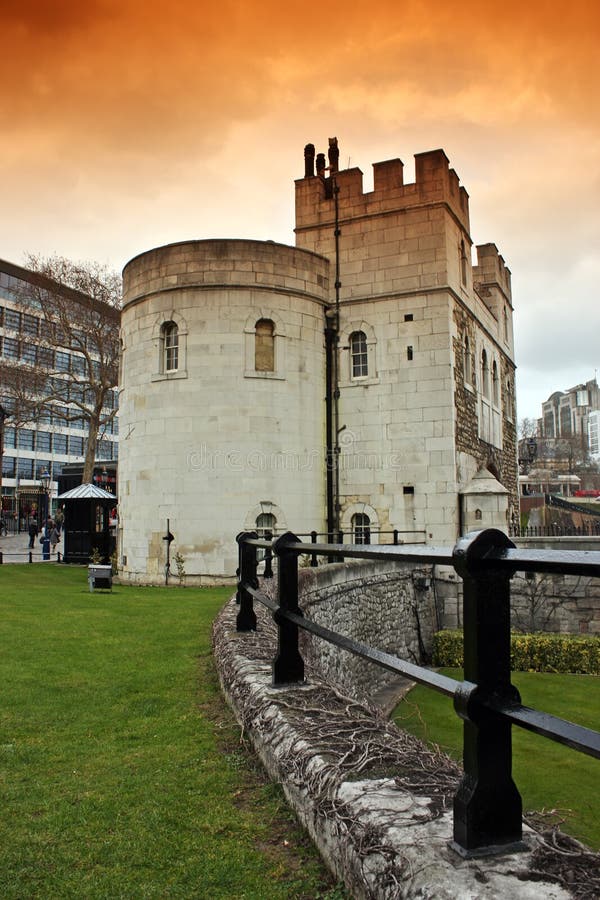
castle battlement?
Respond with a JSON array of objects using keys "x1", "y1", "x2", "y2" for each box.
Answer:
[
  {"x1": 295, "y1": 144, "x2": 470, "y2": 234},
  {"x1": 474, "y1": 243, "x2": 512, "y2": 302}
]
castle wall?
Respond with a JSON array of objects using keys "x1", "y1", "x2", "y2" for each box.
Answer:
[
  {"x1": 119, "y1": 240, "x2": 329, "y2": 582},
  {"x1": 118, "y1": 144, "x2": 519, "y2": 581},
  {"x1": 295, "y1": 146, "x2": 517, "y2": 543},
  {"x1": 297, "y1": 560, "x2": 437, "y2": 701}
]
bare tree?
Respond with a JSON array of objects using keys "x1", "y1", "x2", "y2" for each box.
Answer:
[
  {"x1": 518, "y1": 417, "x2": 538, "y2": 439},
  {"x1": 511, "y1": 573, "x2": 558, "y2": 633},
  {"x1": 1, "y1": 255, "x2": 120, "y2": 483},
  {"x1": 512, "y1": 572, "x2": 591, "y2": 633}
]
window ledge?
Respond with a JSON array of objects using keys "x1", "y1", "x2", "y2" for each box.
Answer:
[
  {"x1": 151, "y1": 370, "x2": 188, "y2": 382},
  {"x1": 341, "y1": 376, "x2": 380, "y2": 388},
  {"x1": 244, "y1": 370, "x2": 286, "y2": 381}
]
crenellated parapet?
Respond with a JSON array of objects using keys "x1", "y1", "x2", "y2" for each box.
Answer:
[
  {"x1": 295, "y1": 143, "x2": 470, "y2": 234},
  {"x1": 473, "y1": 243, "x2": 513, "y2": 304}
]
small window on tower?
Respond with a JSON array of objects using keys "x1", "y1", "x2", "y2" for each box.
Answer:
[
  {"x1": 481, "y1": 350, "x2": 489, "y2": 398},
  {"x1": 256, "y1": 512, "x2": 276, "y2": 537},
  {"x1": 460, "y1": 239, "x2": 468, "y2": 286},
  {"x1": 162, "y1": 322, "x2": 179, "y2": 372},
  {"x1": 255, "y1": 319, "x2": 275, "y2": 372},
  {"x1": 464, "y1": 335, "x2": 473, "y2": 385},
  {"x1": 351, "y1": 513, "x2": 370, "y2": 544},
  {"x1": 349, "y1": 331, "x2": 368, "y2": 378},
  {"x1": 492, "y1": 360, "x2": 499, "y2": 406}
]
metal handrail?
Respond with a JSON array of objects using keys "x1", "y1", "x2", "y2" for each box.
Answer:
[{"x1": 236, "y1": 527, "x2": 600, "y2": 858}]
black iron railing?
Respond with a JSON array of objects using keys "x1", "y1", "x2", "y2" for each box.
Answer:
[
  {"x1": 0, "y1": 548, "x2": 63, "y2": 564},
  {"x1": 510, "y1": 523, "x2": 600, "y2": 537},
  {"x1": 235, "y1": 527, "x2": 600, "y2": 858}
]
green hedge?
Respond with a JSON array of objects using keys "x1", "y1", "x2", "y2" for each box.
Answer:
[{"x1": 433, "y1": 630, "x2": 600, "y2": 675}]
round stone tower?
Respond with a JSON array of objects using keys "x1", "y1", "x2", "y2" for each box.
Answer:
[{"x1": 119, "y1": 239, "x2": 329, "y2": 583}]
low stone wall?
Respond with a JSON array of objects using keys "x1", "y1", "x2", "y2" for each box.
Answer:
[
  {"x1": 510, "y1": 572, "x2": 600, "y2": 635},
  {"x1": 214, "y1": 596, "x2": 594, "y2": 899},
  {"x1": 296, "y1": 560, "x2": 438, "y2": 702},
  {"x1": 440, "y1": 568, "x2": 600, "y2": 634}
]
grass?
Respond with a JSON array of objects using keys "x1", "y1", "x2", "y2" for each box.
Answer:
[
  {"x1": 393, "y1": 667, "x2": 600, "y2": 850},
  {"x1": 0, "y1": 565, "x2": 346, "y2": 899}
]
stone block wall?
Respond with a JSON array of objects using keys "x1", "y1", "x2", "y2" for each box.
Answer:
[
  {"x1": 297, "y1": 559, "x2": 438, "y2": 701},
  {"x1": 510, "y1": 571, "x2": 600, "y2": 634}
]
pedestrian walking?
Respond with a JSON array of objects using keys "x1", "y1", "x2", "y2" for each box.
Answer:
[
  {"x1": 28, "y1": 517, "x2": 39, "y2": 550},
  {"x1": 40, "y1": 519, "x2": 51, "y2": 561},
  {"x1": 50, "y1": 522, "x2": 60, "y2": 554}
]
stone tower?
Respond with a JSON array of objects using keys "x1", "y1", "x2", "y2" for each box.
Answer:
[
  {"x1": 295, "y1": 142, "x2": 517, "y2": 544},
  {"x1": 117, "y1": 143, "x2": 518, "y2": 583},
  {"x1": 118, "y1": 240, "x2": 328, "y2": 583}
]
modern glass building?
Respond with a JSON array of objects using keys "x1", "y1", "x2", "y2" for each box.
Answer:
[{"x1": 0, "y1": 259, "x2": 119, "y2": 531}]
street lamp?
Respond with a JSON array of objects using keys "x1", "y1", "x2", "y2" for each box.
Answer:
[
  {"x1": 100, "y1": 466, "x2": 109, "y2": 491},
  {"x1": 40, "y1": 469, "x2": 51, "y2": 526}
]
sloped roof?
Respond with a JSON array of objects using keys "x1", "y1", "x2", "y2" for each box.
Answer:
[{"x1": 57, "y1": 483, "x2": 116, "y2": 500}]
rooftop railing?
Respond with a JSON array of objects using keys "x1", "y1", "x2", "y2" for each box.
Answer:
[{"x1": 236, "y1": 527, "x2": 600, "y2": 858}]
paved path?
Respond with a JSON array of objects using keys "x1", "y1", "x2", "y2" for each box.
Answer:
[{"x1": 0, "y1": 531, "x2": 61, "y2": 564}]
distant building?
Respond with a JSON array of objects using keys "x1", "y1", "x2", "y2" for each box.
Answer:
[
  {"x1": 589, "y1": 410, "x2": 600, "y2": 461},
  {"x1": 119, "y1": 142, "x2": 518, "y2": 583},
  {"x1": 540, "y1": 379, "x2": 600, "y2": 451},
  {"x1": 0, "y1": 259, "x2": 119, "y2": 528}
]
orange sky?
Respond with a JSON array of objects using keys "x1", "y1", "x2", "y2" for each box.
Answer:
[{"x1": 2, "y1": 0, "x2": 600, "y2": 419}]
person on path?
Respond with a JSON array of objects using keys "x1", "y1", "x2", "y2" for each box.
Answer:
[
  {"x1": 28, "y1": 518, "x2": 39, "y2": 550},
  {"x1": 41, "y1": 519, "x2": 51, "y2": 561},
  {"x1": 49, "y1": 523, "x2": 60, "y2": 554}
]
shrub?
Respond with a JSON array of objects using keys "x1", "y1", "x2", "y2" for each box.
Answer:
[
  {"x1": 433, "y1": 630, "x2": 600, "y2": 675},
  {"x1": 173, "y1": 551, "x2": 186, "y2": 586}
]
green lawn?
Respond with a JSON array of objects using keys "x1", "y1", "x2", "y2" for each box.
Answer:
[
  {"x1": 393, "y1": 668, "x2": 600, "y2": 850},
  {"x1": 0, "y1": 565, "x2": 344, "y2": 899}
]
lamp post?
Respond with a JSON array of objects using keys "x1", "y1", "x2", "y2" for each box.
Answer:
[
  {"x1": 40, "y1": 469, "x2": 51, "y2": 527},
  {"x1": 100, "y1": 466, "x2": 109, "y2": 491}
]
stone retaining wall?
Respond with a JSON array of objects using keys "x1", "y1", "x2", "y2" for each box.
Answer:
[
  {"x1": 296, "y1": 560, "x2": 438, "y2": 701},
  {"x1": 214, "y1": 596, "x2": 587, "y2": 899}
]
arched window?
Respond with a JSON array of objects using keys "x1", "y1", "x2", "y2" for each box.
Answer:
[
  {"x1": 460, "y1": 239, "x2": 468, "y2": 286},
  {"x1": 505, "y1": 377, "x2": 514, "y2": 421},
  {"x1": 255, "y1": 319, "x2": 275, "y2": 372},
  {"x1": 481, "y1": 350, "x2": 489, "y2": 398},
  {"x1": 464, "y1": 335, "x2": 472, "y2": 385},
  {"x1": 162, "y1": 322, "x2": 179, "y2": 372},
  {"x1": 256, "y1": 512, "x2": 276, "y2": 537},
  {"x1": 351, "y1": 513, "x2": 370, "y2": 544},
  {"x1": 492, "y1": 360, "x2": 499, "y2": 405},
  {"x1": 349, "y1": 331, "x2": 368, "y2": 378}
]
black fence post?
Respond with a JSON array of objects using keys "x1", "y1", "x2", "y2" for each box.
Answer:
[
  {"x1": 310, "y1": 530, "x2": 318, "y2": 567},
  {"x1": 263, "y1": 531, "x2": 274, "y2": 579},
  {"x1": 236, "y1": 532, "x2": 258, "y2": 632},
  {"x1": 451, "y1": 528, "x2": 526, "y2": 857},
  {"x1": 29, "y1": 551, "x2": 32, "y2": 564},
  {"x1": 272, "y1": 532, "x2": 304, "y2": 686},
  {"x1": 393, "y1": 529, "x2": 399, "y2": 545}
]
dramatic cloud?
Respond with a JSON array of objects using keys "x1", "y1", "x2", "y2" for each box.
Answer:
[{"x1": 1, "y1": 0, "x2": 599, "y2": 421}]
